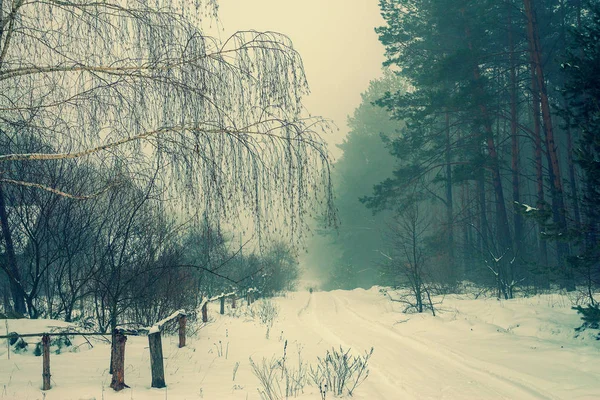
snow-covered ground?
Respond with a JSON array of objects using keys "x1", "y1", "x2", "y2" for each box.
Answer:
[{"x1": 1, "y1": 288, "x2": 599, "y2": 399}]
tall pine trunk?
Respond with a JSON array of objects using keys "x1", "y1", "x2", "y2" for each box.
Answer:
[
  {"x1": 531, "y1": 69, "x2": 548, "y2": 268},
  {"x1": 509, "y1": 4, "x2": 524, "y2": 266},
  {"x1": 524, "y1": 0, "x2": 572, "y2": 289},
  {"x1": 560, "y1": 0, "x2": 582, "y2": 233},
  {"x1": 445, "y1": 111, "x2": 456, "y2": 281},
  {"x1": 462, "y1": 11, "x2": 513, "y2": 258},
  {"x1": 461, "y1": 8, "x2": 513, "y2": 297}
]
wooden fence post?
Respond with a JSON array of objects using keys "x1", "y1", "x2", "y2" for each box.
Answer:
[
  {"x1": 178, "y1": 315, "x2": 186, "y2": 348},
  {"x1": 220, "y1": 296, "x2": 225, "y2": 314},
  {"x1": 202, "y1": 302, "x2": 208, "y2": 323},
  {"x1": 110, "y1": 330, "x2": 128, "y2": 391},
  {"x1": 148, "y1": 331, "x2": 166, "y2": 388},
  {"x1": 42, "y1": 334, "x2": 51, "y2": 390},
  {"x1": 231, "y1": 295, "x2": 236, "y2": 309}
]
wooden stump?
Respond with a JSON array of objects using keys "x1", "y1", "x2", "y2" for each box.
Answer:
[
  {"x1": 42, "y1": 334, "x2": 51, "y2": 390},
  {"x1": 148, "y1": 331, "x2": 166, "y2": 388},
  {"x1": 202, "y1": 302, "x2": 208, "y2": 323},
  {"x1": 178, "y1": 315, "x2": 186, "y2": 348},
  {"x1": 220, "y1": 296, "x2": 225, "y2": 315},
  {"x1": 110, "y1": 330, "x2": 129, "y2": 391}
]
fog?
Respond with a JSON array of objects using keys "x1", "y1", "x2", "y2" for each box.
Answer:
[{"x1": 219, "y1": 0, "x2": 386, "y2": 159}]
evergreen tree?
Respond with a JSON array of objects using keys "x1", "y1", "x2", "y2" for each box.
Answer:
[{"x1": 562, "y1": 0, "x2": 600, "y2": 302}]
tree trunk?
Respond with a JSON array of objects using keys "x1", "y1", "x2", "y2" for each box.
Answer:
[
  {"x1": 477, "y1": 169, "x2": 488, "y2": 254},
  {"x1": 0, "y1": 184, "x2": 26, "y2": 315},
  {"x1": 566, "y1": 126, "x2": 581, "y2": 230},
  {"x1": 2, "y1": 282, "x2": 10, "y2": 313},
  {"x1": 148, "y1": 331, "x2": 166, "y2": 388},
  {"x1": 531, "y1": 63, "x2": 548, "y2": 268},
  {"x1": 461, "y1": 10, "x2": 513, "y2": 297},
  {"x1": 462, "y1": 12, "x2": 513, "y2": 256},
  {"x1": 461, "y1": 183, "x2": 471, "y2": 275},
  {"x1": 524, "y1": 0, "x2": 567, "y2": 232},
  {"x1": 445, "y1": 111, "x2": 456, "y2": 281},
  {"x1": 220, "y1": 296, "x2": 225, "y2": 315},
  {"x1": 509, "y1": 5, "x2": 524, "y2": 265},
  {"x1": 525, "y1": 3, "x2": 573, "y2": 287}
]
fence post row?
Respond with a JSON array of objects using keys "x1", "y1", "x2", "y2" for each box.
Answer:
[
  {"x1": 42, "y1": 334, "x2": 51, "y2": 391},
  {"x1": 4, "y1": 287, "x2": 261, "y2": 394},
  {"x1": 5, "y1": 288, "x2": 267, "y2": 394},
  {"x1": 9, "y1": 297, "x2": 252, "y2": 393},
  {"x1": 4, "y1": 321, "x2": 187, "y2": 393}
]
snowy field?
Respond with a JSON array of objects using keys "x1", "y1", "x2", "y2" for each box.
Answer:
[{"x1": 1, "y1": 288, "x2": 599, "y2": 399}]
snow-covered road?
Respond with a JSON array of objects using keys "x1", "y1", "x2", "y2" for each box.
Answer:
[
  {"x1": 1, "y1": 288, "x2": 598, "y2": 399},
  {"x1": 294, "y1": 290, "x2": 562, "y2": 399}
]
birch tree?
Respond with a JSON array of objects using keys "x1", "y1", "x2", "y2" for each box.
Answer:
[{"x1": 0, "y1": 0, "x2": 334, "y2": 313}]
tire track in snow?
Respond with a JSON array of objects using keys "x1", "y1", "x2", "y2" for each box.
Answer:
[
  {"x1": 328, "y1": 291, "x2": 559, "y2": 400},
  {"x1": 309, "y1": 293, "x2": 430, "y2": 399},
  {"x1": 294, "y1": 292, "x2": 407, "y2": 399}
]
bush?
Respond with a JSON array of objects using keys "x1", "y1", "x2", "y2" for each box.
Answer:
[
  {"x1": 309, "y1": 346, "x2": 373, "y2": 397},
  {"x1": 250, "y1": 343, "x2": 374, "y2": 399},
  {"x1": 254, "y1": 300, "x2": 280, "y2": 327},
  {"x1": 250, "y1": 341, "x2": 308, "y2": 400}
]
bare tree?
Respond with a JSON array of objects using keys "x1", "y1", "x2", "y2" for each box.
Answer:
[
  {"x1": 0, "y1": 0, "x2": 335, "y2": 312},
  {"x1": 383, "y1": 202, "x2": 436, "y2": 316}
]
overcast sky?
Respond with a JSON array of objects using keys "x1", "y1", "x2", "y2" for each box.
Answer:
[{"x1": 218, "y1": 0, "x2": 386, "y2": 158}]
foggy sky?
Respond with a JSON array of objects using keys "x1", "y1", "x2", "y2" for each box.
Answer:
[{"x1": 218, "y1": 0, "x2": 385, "y2": 159}]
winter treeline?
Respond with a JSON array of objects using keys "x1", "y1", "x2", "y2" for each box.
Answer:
[
  {"x1": 316, "y1": 0, "x2": 599, "y2": 305},
  {"x1": 0, "y1": 144, "x2": 300, "y2": 329}
]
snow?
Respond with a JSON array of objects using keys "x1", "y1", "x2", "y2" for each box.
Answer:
[
  {"x1": 199, "y1": 292, "x2": 240, "y2": 311},
  {"x1": 1, "y1": 288, "x2": 599, "y2": 399},
  {"x1": 147, "y1": 309, "x2": 185, "y2": 335}
]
